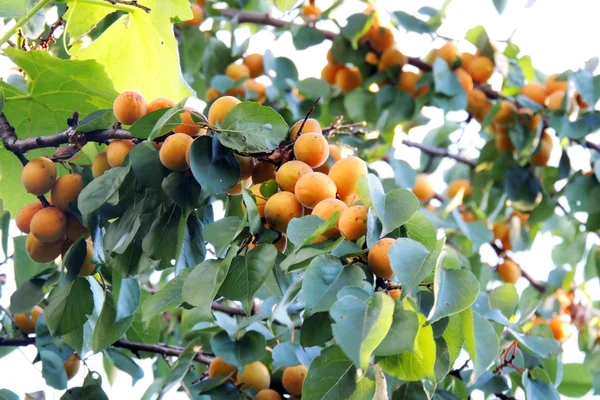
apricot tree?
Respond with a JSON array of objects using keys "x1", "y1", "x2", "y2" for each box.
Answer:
[{"x1": 0, "y1": 0, "x2": 599, "y2": 399}]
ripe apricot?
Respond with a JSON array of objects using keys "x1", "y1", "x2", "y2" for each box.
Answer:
[
  {"x1": 26, "y1": 233, "x2": 63, "y2": 263},
  {"x1": 368, "y1": 26, "x2": 394, "y2": 53},
  {"x1": 255, "y1": 389, "x2": 281, "y2": 400},
  {"x1": 107, "y1": 140, "x2": 135, "y2": 167},
  {"x1": 247, "y1": 184, "x2": 267, "y2": 217},
  {"x1": 518, "y1": 108, "x2": 541, "y2": 132},
  {"x1": 15, "y1": 202, "x2": 44, "y2": 234},
  {"x1": 467, "y1": 56, "x2": 494, "y2": 83},
  {"x1": 496, "y1": 259, "x2": 521, "y2": 283},
  {"x1": 389, "y1": 289, "x2": 401, "y2": 300},
  {"x1": 328, "y1": 156, "x2": 368, "y2": 199},
  {"x1": 282, "y1": 365, "x2": 308, "y2": 396},
  {"x1": 455, "y1": 68, "x2": 473, "y2": 92},
  {"x1": 21, "y1": 157, "x2": 56, "y2": 196},
  {"x1": 64, "y1": 214, "x2": 88, "y2": 242},
  {"x1": 311, "y1": 199, "x2": 347, "y2": 238},
  {"x1": 412, "y1": 173, "x2": 434, "y2": 202},
  {"x1": 208, "y1": 96, "x2": 241, "y2": 126},
  {"x1": 496, "y1": 134, "x2": 515, "y2": 152},
  {"x1": 51, "y1": 174, "x2": 83, "y2": 212},
  {"x1": 294, "y1": 133, "x2": 329, "y2": 168},
  {"x1": 174, "y1": 110, "x2": 202, "y2": 136},
  {"x1": 329, "y1": 144, "x2": 343, "y2": 162},
  {"x1": 64, "y1": 354, "x2": 81, "y2": 380},
  {"x1": 185, "y1": 4, "x2": 204, "y2": 26},
  {"x1": 276, "y1": 160, "x2": 312, "y2": 193},
  {"x1": 546, "y1": 90, "x2": 567, "y2": 110},
  {"x1": 227, "y1": 179, "x2": 252, "y2": 196},
  {"x1": 208, "y1": 357, "x2": 237, "y2": 378},
  {"x1": 244, "y1": 79, "x2": 266, "y2": 103},
  {"x1": 447, "y1": 179, "x2": 472, "y2": 198},
  {"x1": 289, "y1": 118, "x2": 322, "y2": 140},
  {"x1": 493, "y1": 100, "x2": 516, "y2": 125},
  {"x1": 295, "y1": 172, "x2": 337, "y2": 209},
  {"x1": 92, "y1": 150, "x2": 111, "y2": 177},
  {"x1": 236, "y1": 155, "x2": 255, "y2": 180},
  {"x1": 113, "y1": 90, "x2": 147, "y2": 125},
  {"x1": 493, "y1": 222, "x2": 511, "y2": 251},
  {"x1": 236, "y1": 361, "x2": 271, "y2": 391},
  {"x1": 30, "y1": 207, "x2": 67, "y2": 243},
  {"x1": 13, "y1": 305, "x2": 43, "y2": 334},
  {"x1": 467, "y1": 88, "x2": 489, "y2": 116},
  {"x1": 338, "y1": 205, "x2": 368, "y2": 240},
  {"x1": 520, "y1": 82, "x2": 546, "y2": 106},
  {"x1": 265, "y1": 192, "x2": 304, "y2": 232},
  {"x1": 335, "y1": 66, "x2": 362, "y2": 92},
  {"x1": 243, "y1": 53, "x2": 264, "y2": 78},
  {"x1": 549, "y1": 315, "x2": 572, "y2": 343},
  {"x1": 398, "y1": 71, "x2": 427, "y2": 97},
  {"x1": 435, "y1": 43, "x2": 461, "y2": 66},
  {"x1": 378, "y1": 47, "x2": 406, "y2": 72},
  {"x1": 252, "y1": 161, "x2": 277, "y2": 184},
  {"x1": 159, "y1": 133, "x2": 193, "y2": 171},
  {"x1": 79, "y1": 240, "x2": 96, "y2": 276},
  {"x1": 531, "y1": 131, "x2": 553, "y2": 166},
  {"x1": 147, "y1": 98, "x2": 175, "y2": 113},
  {"x1": 225, "y1": 63, "x2": 250, "y2": 81},
  {"x1": 302, "y1": 3, "x2": 321, "y2": 19},
  {"x1": 321, "y1": 63, "x2": 342, "y2": 85},
  {"x1": 206, "y1": 87, "x2": 221, "y2": 102},
  {"x1": 365, "y1": 52, "x2": 379, "y2": 64},
  {"x1": 195, "y1": 0, "x2": 205, "y2": 5},
  {"x1": 461, "y1": 52, "x2": 475, "y2": 70},
  {"x1": 368, "y1": 238, "x2": 395, "y2": 279},
  {"x1": 545, "y1": 73, "x2": 568, "y2": 94}
]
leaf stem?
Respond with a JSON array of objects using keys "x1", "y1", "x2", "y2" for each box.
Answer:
[{"x1": 0, "y1": 0, "x2": 53, "y2": 47}]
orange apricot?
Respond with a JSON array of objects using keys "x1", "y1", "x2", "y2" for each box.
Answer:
[
  {"x1": 30, "y1": 207, "x2": 67, "y2": 243},
  {"x1": 531, "y1": 131, "x2": 553, "y2": 166},
  {"x1": 92, "y1": 150, "x2": 112, "y2": 177},
  {"x1": 497, "y1": 259, "x2": 521, "y2": 284},
  {"x1": 79, "y1": 240, "x2": 96, "y2": 276},
  {"x1": 447, "y1": 179, "x2": 472, "y2": 198},
  {"x1": 455, "y1": 68, "x2": 473, "y2": 92},
  {"x1": 546, "y1": 90, "x2": 567, "y2": 110},
  {"x1": 243, "y1": 54, "x2": 264, "y2": 78},
  {"x1": 294, "y1": 133, "x2": 330, "y2": 168},
  {"x1": 496, "y1": 134, "x2": 515, "y2": 152},
  {"x1": 282, "y1": 365, "x2": 308, "y2": 396},
  {"x1": 15, "y1": 202, "x2": 44, "y2": 234},
  {"x1": 246, "y1": 184, "x2": 267, "y2": 218},
  {"x1": 493, "y1": 100, "x2": 516, "y2": 125},
  {"x1": 365, "y1": 52, "x2": 379, "y2": 64},
  {"x1": 493, "y1": 222, "x2": 512, "y2": 251},
  {"x1": 378, "y1": 47, "x2": 406, "y2": 72},
  {"x1": 328, "y1": 156, "x2": 368, "y2": 199},
  {"x1": 467, "y1": 56, "x2": 494, "y2": 83},
  {"x1": 302, "y1": 3, "x2": 321, "y2": 19},
  {"x1": 435, "y1": 43, "x2": 461, "y2": 66},
  {"x1": 106, "y1": 140, "x2": 135, "y2": 167},
  {"x1": 412, "y1": 173, "x2": 435, "y2": 202},
  {"x1": 335, "y1": 66, "x2": 362, "y2": 92},
  {"x1": 520, "y1": 82, "x2": 546, "y2": 106},
  {"x1": 467, "y1": 88, "x2": 489, "y2": 117},
  {"x1": 255, "y1": 389, "x2": 281, "y2": 400},
  {"x1": 294, "y1": 172, "x2": 337, "y2": 209},
  {"x1": 13, "y1": 305, "x2": 43, "y2": 334},
  {"x1": 265, "y1": 192, "x2": 304, "y2": 231},
  {"x1": 206, "y1": 87, "x2": 221, "y2": 102},
  {"x1": 289, "y1": 118, "x2": 322, "y2": 140},
  {"x1": 147, "y1": 98, "x2": 175, "y2": 114},
  {"x1": 252, "y1": 161, "x2": 277, "y2": 184},
  {"x1": 545, "y1": 73, "x2": 568, "y2": 94},
  {"x1": 208, "y1": 357, "x2": 238, "y2": 379},
  {"x1": 25, "y1": 233, "x2": 63, "y2": 263},
  {"x1": 64, "y1": 214, "x2": 88, "y2": 242},
  {"x1": 208, "y1": 96, "x2": 241, "y2": 126},
  {"x1": 368, "y1": 26, "x2": 395, "y2": 53},
  {"x1": 549, "y1": 315, "x2": 572, "y2": 343},
  {"x1": 21, "y1": 157, "x2": 56, "y2": 196},
  {"x1": 185, "y1": 3, "x2": 204, "y2": 26},
  {"x1": 113, "y1": 90, "x2": 147, "y2": 125},
  {"x1": 236, "y1": 155, "x2": 255, "y2": 180},
  {"x1": 461, "y1": 52, "x2": 475, "y2": 70},
  {"x1": 276, "y1": 160, "x2": 312, "y2": 193},
  {"x1": 236, "y1": 361, "x2": 271, "y2": 391},
  {"x1": 338, "y1": 205, "x2": 368, "y2": 241},
  {"x1": 51, "y1": 174, "x2": 83, "y2": 212},
  {"x1": 321, "y1": 63, "x2": 342, "y2": 85},
  {"x1": 225, "y1": 63, "x2": 250, "y2": 81},
  {"x1": 368, "y1": 238, "x2": 395, "y2": 279},
  {"x1": 174, "y1": 110, "x2": 202, "y2": 136},
  {"x1": 389, "y1": 289, "x2": 401, "y2": 300},
  {"x1": 311, "y1": 199, "x2": 348, "y2": 238},
  {"x1": 159, "y1": 133, "x2": 193, "y2": 171}
]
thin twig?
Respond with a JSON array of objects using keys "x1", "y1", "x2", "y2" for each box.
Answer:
[
  {"x1": 104, "y1": 0, "x2": 151, "y2": 13},
  {"x1": 403, "y1": 139, "x2": 476, "y2": 168}
]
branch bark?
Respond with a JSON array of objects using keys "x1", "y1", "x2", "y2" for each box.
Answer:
[{"x1": 402, "y1": 139, "x2": 476, "y2": 168}]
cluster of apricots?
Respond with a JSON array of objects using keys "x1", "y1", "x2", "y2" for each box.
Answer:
[
  {"x1": 208, "y1": 357, "x2": 307, "y2": 399},
  {"x1": 205, "y1": 53, "x2": 267, "y2": 103}
]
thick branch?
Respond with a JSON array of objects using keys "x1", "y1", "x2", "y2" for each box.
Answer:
[{"x1": 402, "y1": 139, "x2": 476, "y2": 168}]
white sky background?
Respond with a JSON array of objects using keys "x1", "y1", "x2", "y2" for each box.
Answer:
[{"x1": 1, "y1": 0, "x2": 600, "y2": 398}]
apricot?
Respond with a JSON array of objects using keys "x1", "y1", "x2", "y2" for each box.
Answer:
[
  {"x1": 335, "y1": 66, "x2": 362, "y2": 92},
  {"x1": 435, "y1": 43, "x2": 461, "y2": 66},
  {"x1": 51, "y1": 174, "x2": 83, "y2": 212},
  {"x1": 294, "y1": 133, "x2": 329, "y2": 168},
  {"x1": 329, "y1": 143, "x2": 343, "y2": 162},
  {"x1": 174, "y1": 110, "x2": 202, "y2": 136},
  {"x1": 225, "y1": 63, "x2": 250, "y2": 81},
  {"x1": 389, "y1": 289, "x2": 401, "y2": 300},
  {"x1": 467, "y1": 56, "x2": 494, "y2": 83},
  {"x1": 493, "y1": 222, "x2": 511, "y2": 251},
  {"x1": 545, "y1": 73, "x2": 568, "y2": 94},
  {"x1": 311, "y1": 199, "x2": 347, "y2": 238},
  {"x1": 378, "y1": 47, "x2": 406, "y2": 72},
  {"x1": 106, "y1": 140, "x2": 135, "y2": 167},
  {"x1": 447, "y1": 179, "x2": 472, "y2": 198},
  {"x1": 226, "y1": 86, "x2": 246, "y2": 98},
  {"x1": 398, "y1": 71, "x2": 427, "y2": 97},
  {"x1": 520, "y1": 82, "x2": 546, "y2": 106},
  {"x1": 236, "y1": 361, "x2": 271, "y2": 391},
  {"x1": 518, "y1": 108, "x2": 541, "y2": 131},
  {"x1": 368, "y1": 238, "x2": 395, "y2": 279},
  {"x1": 147, "y1": 98, "x2": 175, "y2": 113},
  {"x1": 78, "y1": 240, "x2": 96, "y2": 276},
  {"x1": 21, "y1": 157, "x2": 56, "y2": 196},
  {"x1": 13, "y1": 305, "x2": 43, "y2": 334},
  {"x1": 236, "y1": 155, "x2": 255, "y2": 180},
  {"x1": 321, "y1": 63, "x2": 342, "y2": 85},
  {"x1": 302, "y1": 3, "x2": 321, "y2": 19},
  {"x1": 252, "y1": 161, "x2": 277, "y2": 184},
  {"x1": 467, "y1": 88, "x2": 489, "y2": 117},
  {"x1": 196, "y1": 0, "x2": 205, "y2": 5},
  {"x1": 26, "y1": 233, "x2": 63, "y2": 263},
  {"x1": 549, "y1": 315, "x2": 572, "y2": 343},
  {"x1": 255, "y1": 389, "x2": 281, "y2": 400},
  {"x1": 328, "y1": 156, "x2": 368, "y2": 199},
  {"x1": 368, "y1": 26, "x2": 394, "y2": 53},
  {"x1": 365, "y1": 52, "x2": 379, "y2": 64},
  {"x1": 282, "y1": 365, "x2": 308, "y2": 396},
  {"x1": 113, "y1": 90, "x2": 147, "y2": 125},
  {"x1": 208, "y1": 357, "x2": 237, "y2": 378},
  {"x1": 289, "y1": 118, "x2": 322, "y2": 140},
  {"x1": 461, "y1": 52, "x2": 475, "y2": 70},
  {"x1": 455, "y1": 68, "x2": 473, "y2": 92},
  {"x1": 412, "y1": 173, "x2": 434, "y2": 202},
  {"x1": 546, "y1": 90, "x2": 567, "y2": 110},
  {"x1": 64, "y1": 354, "x2": 81, "y2": 380},
  {"x1": 159, "y1": 133, "x2": 193, "y2": 171},
  {"x1": 206, "y1": 87, "x2": 221, "y2": 102},
  {"x1": 246, "y1": 184, "x2": 267, "y2": 217},
  {"x1": 208, "y1": 96, "x2": 241, "y2": 126},
  {"x1": 243, "y1": 53, "x2": 264, "y2": 78},
  {"x1": 338, "y1": 205, "x2": 368, "y2": 241},
  {"x1": 244, "y1": 79, "x2": 266, "y2": 103},
  {"x1": 295, "y1": 172, "x2": 337, "y2": 209},
  {"x1": 227, "y1": 179, "x2": 252, "y2": 196},
  {"x1": 15, "y1": 202, "x2": 44, "y2": 233},
  {"x1": 30, "y1": 207, "x2": 67, "y2": 243},
  {"x1": 493, "y1": 100, "x2": 516, "y2": 125},
  {"x1": 276, "y1": 160, "x2": 312, "y2": 193},
  {"x1": 92, "y1": 150, "x2": 112, "y2": 177},
  {"x1": 496, "y1": 134, "x2": 515, "y2": 152},
  {"x1": 265, "y1": 192, "x2": 304, "y2": 232},
  {"x1": 64, "y1": 214, "x2": 88, "y2": 242},
  {"x1": 531, "y1": 131, "x2": 552, "y2": 166},
  {"x1": 342, "y1": 193, "x2": 360, "y2": 206},
  {"x1": 497, "y1": 259, "x2": 521, "y2": 284}
]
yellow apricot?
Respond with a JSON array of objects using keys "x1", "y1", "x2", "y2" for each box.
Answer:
[
  {"x1": 113, "y1": 90, "x2": 147, "y2": 125},
  {"x1": 335, "y1": 66, "x2": 362, "y2": 92},
  {"x1": 321, "y1": 63, "x2": 342, "y2": 85},
  {"x1": 546, "y1": 90, "x2": 567, "y2": 110},
  {"x1": 342, "y1": 193, "x2": 360, "y2": 206},
  {"x1": 461, "y1": 52, "x2": 475, "y2": 70},
  {"x1": 159, "y1": 133, "x2": 193, "y2": 171},
  {"x1": 107, "y1": 140, "x2": 135, "y2": 167},
  {"x1": 30, "y1": 207, "x2": 67, "y2": 243},
  {"x1": 467, "y1": 56, "x2": 494, "y2": 83},
  {"x1": 227, "y1": 179, "x2": 252, "y2": 196},
  {"x1": 64, "y1": 213, "x2": 89, "y2": 242},
  {"x1": 236, "y1": 155, "x2": 255, "y2": 180},
  {"x1": 398, "y1": 71, "x2": 427, "y2": 97},
  {"x1": 225, "y1": 63, "x2": 250, "y2": 81},
  {"x1": 13, "y1": 305, "x2": 43, "y2": 334},
  {"x1": 276, "y1": 160, "x2": 312, "y2": 193},
  {"x1": 174, "y1": 110, "x2": 202, "y2": 136},
  {"x1": 21, "y1": 157, "x2": 56, "y2": 196},
  {"x1": 467, "y1": 88, "x2": 489, "y2": 117},
  {"x1": 295, "y1": 172, "x2": 337, "y2": 209},
  {"x1": 294, "y1": 133, "x2": 330, "y2": 168},
  {"x1": 26, "y1": 233, "x2": 63, "y2": 263},
  {"x1": 252, "y1": 161, "x2": 277, "y2": 184},
  {"x1": 51, "y1": 174, "x2": 83, "y2": 212},
  {"x1": 368, "y1": 238, "x2": 395, "y2": 279},
  {"x1": 185, "y1": 3, "x2": 204, "y2": 26},
  {"x1": 15, "y1": 202, "x2": 44, "y2": 234},
  {"x1": 147, "y1": 98, "x2": 175, "y2": 114},
  {"x1": 435, "y1": 43, "x2": 461, "y2": 66},
  {"x1": 289, "y1": 118, "x2": 322, "y2": 140},
  {"x1": 338, "y1": 205, "x2": 368, "y2": 241},
  {"x1": 243, "y1": 54, "x2": 264, "y2": 78},
  {"x1": 493, "y1": 100, "x2": 516, "y2": 125},
  {"x1": 311, "y1": 199, "x2": 347, "y2": 238},
  {"x1": 496, "y1": 134, "x2": 514, "y2": 152},
  {"x1": 329, "y1": 144, "x2": 342, "y2": 162},
  {"x1": 497, "y1": 259, "x2": 521, "y2": 284},
  {"x1": 447, "y1": 179, "x2": 472, "y2": 199},
  {"x1": 545, "y1": 73, "x2": 568, "y2": 94},
  {"x1": 265, "y1": 192, "x2": 304, "y2": 232},
  {"x1": 208, "y1": 357, "x2": 237, "y2": 378},
  {"x1": 368, "y1": 26, "x2": 395, "y2": 53},
  {"x1": 255, "y1": 389, "x2": 282, "y2": 400},
  {"x1": 531, "y1": 131, "x2": 553, "y2": 166},
  {"x1": 549, "y1": 315, "x2": 572, "y2": 343},
  {"x1": 412, "y1": 173, "x2": 434, "y2": 202},
  {"x1": 92, "y1": 150, "x2": 112, "y2": 177},
  {"x1": 245, "y1": 79, "x2": 266, "y2": 103},
  {"x1": 64, "y1": 354, "x2": 81, "y2": 380},
  {"x1": 208, "y1": 96, "x2": 241, "y2": 126},
  {"x1": 282, "y1": 365, "x2": 308, "y2": 396},
  {"x1": 236, "y1": 361, "x2": 271, "y2": 391},
  {"x1": 302, "y1": 3, "x2": 321, "y2": 19},
  {"x1": 365, "y1": 52, "x2": 379, "y2": 64},
  {"x1": 389, "y1": 289, "x2": 401, "y2": 300},
  {"x1": 455, "y1": 68, "x2": 473, "y2": 92},
  {"x1": 520, "y1": 82, "x2": 546, "y2": 106},
  {"x1": 493, "y1": 222, "x2": 512, "y2": 251},
  {"x1": 206, "y1": 87, "x2": 221, "y2": 102},
  {"x1": 246, "y1": 184, "x2": 267, "y2": 218},
  {"x1": 378, "y1": 47, "x2": 405, "y2": 72},
  {"x1": 328, "y1": 156, "x2": 368, "y2": 198},
  {"x1": 79, "y1": 240, "x2": 96, "y2": 277}
]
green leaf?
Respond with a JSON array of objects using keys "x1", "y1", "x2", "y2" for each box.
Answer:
[
  {"x1": 40, "y1": 350, "x2": 68, "y2": 390},
  {"x1": 489, "y1": 284, "x2": 519, "y2": 318},
  {"x1": 73, "y1": 0, "x2": 193, "y2": 101},
  {"x1": 465, "y1": 25, "x2": 495, "y2": 60},
  {"x1": 13, "y1": 236, "x2": 54, "y2": 287},
  {"x1": 493, "y1": 0, "x2": 507, "y2": 13},
  {"x1": 584, "y1": 245, "x2": 600, "y2": 281},
  {"x1": 380, "y1": 189, "x2": 419, "y2": 236},
  {"x1": 162, "y1": 338, "x2": 203, "y2": 392},
  {"x1": 0, "y1": 389, "x2": 19, "y2": 400},
  {"x1": 113, "y1": 276, "x2": 140, "y2": 322},
  {"x1": 391, "y1": 11, "x2": 438, "y2": 34},
  {"x1": 390, "y1": 239, "x2": 439, "y2": 300},
  {"x1": 176, "y1": 214, "x2": 206, "y2": 272},
  {"x1": 78, "y1": 165, "x2": 131, "y2": 221},
  {"x1": 460, "y1": 308, "x2": 499, "y2": 383},
  {"x1": 162, "y1": 172, "x2": 203, "y2": 216},
  {"x1": 63, "y1": 278, "x2": 104, "y2": 356},
  {"x1": 330, "y1": 292, "x2": 394, "y2": 370},
  {"x1": 77, "y1": 109, "x2": 118, "y2": 133},
  {"x1": 340, "y1": 13, "x2": 375, "y2": 48},
  {"x1": 558, "y1": 364, "x2": 593, "y2": 397},
  {"x1": 302, "y1": 345, "x2": 357, "y2": 400},
  {"x1": 142, "y1": 270, "x2": 190, "y2": 322},
  {"x1": 219, "y1": 102, "x2": 289, "y2": 153},
  {"x1": 92, "y1": 291, "x2": 135, "y2": 352},
  {"x1": 63, "y1": 0, "x2": 117, "y2": 41},
  {"x1": 189, "y1": 135, "x2": 240, "y2": 195},
  {"x1": 297, "y1": 78, "x2": 331, "y2": 99},
  {"x1": 210, "y1": 331, "x2": 266, "y2": 368},
  {"x1": 141, "y1": 204, "x2": 183, "y2": 268},
  {"x1": 0, "y1": 1, "x2": 28, "y2": 18},
  {"x1": 404, "y1": 211, "x2": 437, "y2": 251},
  {"x1": 203, "y1": 216, "x2": 244, "y2": 257},
  {"x1": 565, "y1": 174, "x2": 600, "y2": 214},
  {"x1": 272, "y1": 342, "x2": 302, "y2": 368},
  {"x1": 389, "y1": 158, "x2": 417, "y2": 189},
  {"x1": 432, "y1": 58, "x2": 463, "y2": 96},
  {"x1": 523, "y1": 370, "x2": 560, "y2": 400},
  {"x1": 301, "y1": 312, "x2": 333, "y2": 347},
  {"x1": 104, "y1": 348, "x2": 144, "y2": 385},
  {"x1": 280, "y1": 236, "x2": 344, "y2": 271},
  {"x1": 504, "y1": 166, "x2": 542, "y2": 212},
  {"x1": 374, "y1": 302, "x2": 419, "y2": 356},
  {"x1": 303, "y1": 255, "x2": 365, "y2": 315},
  {"x1": 45, "y1": 278, "x2": 94, "y2": 336},
  {"x1": 218, "y1": 245, "x2": 278, "y2": 315},
  {"x1": 293, "y1": 26, "x2": 326, "y2": 50}
]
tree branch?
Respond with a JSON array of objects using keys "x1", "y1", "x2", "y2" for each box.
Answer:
[
  {"x1": 402, "y1": 139, "x2": 476, "y2": 168},
  {"x1": 489, "y1": 242, "x2": 546, "y2": 293},
  {"x1": 103, "y1": 0, "x2": 151, "y2": 13}
]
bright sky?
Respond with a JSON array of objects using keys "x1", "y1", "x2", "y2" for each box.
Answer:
[{"x1": 1, "y1": 0, "x2": 600, "y2": 398}]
